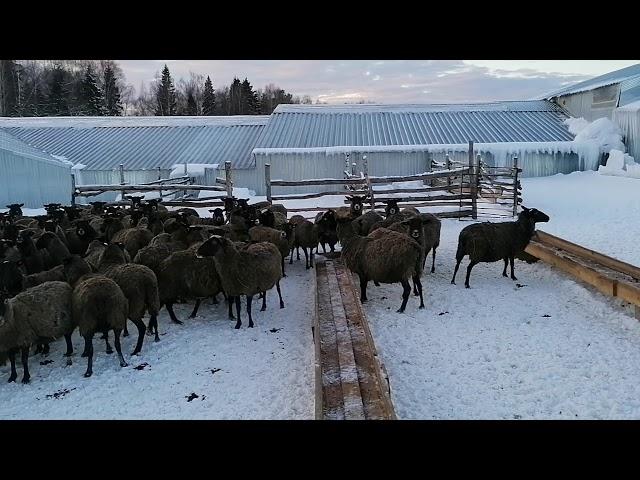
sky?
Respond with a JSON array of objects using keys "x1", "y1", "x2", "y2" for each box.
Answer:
[{"x1": 117, "y1": 60, "x2": 640, "y2": 104}]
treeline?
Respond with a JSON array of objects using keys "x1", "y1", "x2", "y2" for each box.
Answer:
[{"x1": 0, "y1": 60, "x2": 310, "y2": 117}]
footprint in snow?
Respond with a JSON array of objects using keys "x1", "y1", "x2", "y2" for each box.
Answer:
[
  {"x1": 269, "y1": 328, "x2": 281, "y2": 333},
  {"x1": 542, "y1": 314, "x2": 551, "y2": 318},
  {"x1": 516, "y1": 284, "x2": 528, "y2": 288},
  {"x1": 134, "y1": 363, "x2": 149, "y2": 371},
  {"x1": 40, "y1": 359, "x2": 54, "y2": 366},
  {"x1": 186, "y1": 393, "x2": 199, "y2": 402}
]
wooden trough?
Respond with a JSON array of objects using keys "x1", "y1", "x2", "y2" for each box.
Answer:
[
  {"x1": 525, "y1": 230, "x2": 640, "y2": 319},
  {"x1": 313, "y1": 258, "x2": 396, "y2": 420}
]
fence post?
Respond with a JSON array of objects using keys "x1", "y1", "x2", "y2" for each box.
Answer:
[
  {"x1": 265, "y1": 163, "x2": 272, "y2": 203},
  {"x1": 157, "y1": 166, "x2": 161, "y2": 181},
  {"x1": 71, "y1": 173, "x2": 76, "y2": 206},
  {"x1": 344, "y1": 153, "x2": 350, "y2": 191},
  {"x1": 446, "y1": 154, "x2": 451, "y2": 187},
  {"x1": 363, "y1": 155, "x2": 374, "y2": 211},
  {"x1": 119, "y1": 164, "x2": 126, "y2": 202},
  {"x1": 469, "y1": 140, "x2": 477, "y2": 219},
  {"x1": 225, "y1": 161, "x2": 233, "y2": 198},
  {"x1": 513, "y1": 156, "x2": 519, "y2": 217}
]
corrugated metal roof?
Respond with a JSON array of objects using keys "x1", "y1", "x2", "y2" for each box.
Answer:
[
  {"x1": 535, "y1": 63, "x2": 640, "y2": 100},
  {"x1": 2, "y1": 119, "x2": 268, "y2": 170},
  {"x1": 255, "y1": 101, "x2": 574, "y2": 149},
  {"x1": 0, "y1": 115, "x2": 269, "y2": 128},
  {"x1": 0, "y1": 129, "x2": 71, "y2": 168}
]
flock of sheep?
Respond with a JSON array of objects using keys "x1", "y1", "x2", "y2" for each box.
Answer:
[{"x1": 0, "y1": 193, "x2": 549, "y2": 385}]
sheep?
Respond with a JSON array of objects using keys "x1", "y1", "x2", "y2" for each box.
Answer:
[
  {"x1": 249, "y1": 224, "x2": 291, "y2": 276},
  {"x1": 89, "y1": 201, "x2": 107, "y2": 216},
  {"x1": 133, "y1": 242, "x2": 173, "y2": 276},
  {"x1": 0, "y1": 281, "x2": 74, "y2": 383},
  {"x1": 156, "y1": 244, "x2": 222, "y2": 326},
  {"x1": 63, "y1": 255, "x2": 129, "y2": 377},
  {"x1": 35, "y1": 231, "x2": 71, "y2": 268},
  {"x1": 15, "y1": 230, "x2": 44, "y2": 274},
  {"x1": 102, "y1": 215, "x2": 126, "y2": 243},
  {"x1": 65, "y1": 220, "x2": 98, "y2": 255},
  {"x1": 111, "y1": 226, "x2": 154, "y2": 259},
  {"x1": 257, "y1": 209, "x2": 287, "y2": 231},
  {"x1": 196, "y1": 236, "x2": 284, "y2": 329},
  {"x1": 419, "y1": 213, "x2": 441, "y2": 274},
  {"x1": 351, "y1": 210, "x2": 384, "y2": 236},
  {"x1": 97, "y1": 243, "x2": 160, "y2": 348},
  {"x1": 5, "y1": 203, "x2": 24, "y2": 220},
  {"x1": 0, "y1": 260, "x2": 66, "y2": 294},
  {"x1": 291, "y1": 219, "x2": 319, "y2": 269},
  {"x1": 1, "y1": 240, "x2": 20, "y2": 263},
  {"x1": 314, "y1": 209, "x2": 338, "y2": 254},
  {"x1": 451, "y1": 206, "x2": 550, "y2": 288},
  {"x1": 208, "y1": 208, "x2": 226, "y2": 226},
  {"x1": 336, "y1": 216, "x2": 422, "y2": 313},
  {"x1": 335, "y1": 194, "x2": 367, "y2": 219}
]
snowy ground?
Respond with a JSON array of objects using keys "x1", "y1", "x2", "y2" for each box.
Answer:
[
  {"x1": 0, "y1": 260, "x2": 315, "y2": 420},
  {"x1": 365, "y1": 171, "x2": 640, "y2": 419}
]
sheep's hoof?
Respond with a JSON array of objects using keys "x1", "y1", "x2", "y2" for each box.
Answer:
[
  {"x1": 66, "y1": 358, "x2": 73, "y2": 366},
  {"x1": 188, "y1": 314, "x2": 196, "y2": 319},
  {"x1": 131, "y1": 350, "x2": 140, "y2": 356},
  {"x1": 172, "y1": 320, "x2": 184, "y2": 325},
  {"x1": 503, "y1": 273, "x2": 508, "y2": 277},
  {"x1": 430, "y1": 268, "x2": 435, "y2": 274},
  {"x1": 84, "y1": 372, "x2": 92, "y2": 378},
  {"x1": 8, "y1": 375, "x2": 17, "y2": 383},
  {"x1": 450, "y1": 280, "x2": 456, "y2": 285},
  {"x1": 260, "y1": 306, "x2": 266, "y2": 312},
  {"x1": 154, "y1": 337, "x2": 160, "y2": 343},
  {"x1": 106, "y1": 348, "x2": 113, "y2": 355},
  {"x1": 280, "y1": 301, "x2": 285, "y2": 309},
  {"x1": 234, "y1": 323, "x2": 241, "y2": 330},
  {"x1": 465, "y1": 284, "x2": 470, "y2": 289},
  {"x1": 283, "y1": 273, "x2": 287, "y2": 278},
  {"x1": 21, "y1": 376, "x2": 30, "y2": 384},
  {"x1": 396, "y1": 308, "x2": 405, "y2": 313},
  {"x1": 248, "y1": 323, "x2": 254, "y2": 328},
  {"x1": 511, "y1": 276, "x2": 518, "y2": 281},
  {"x1": 120, "y1": 361, "x2": 128, "y2": 368}
]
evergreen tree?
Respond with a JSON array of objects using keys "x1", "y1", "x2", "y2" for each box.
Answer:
[
  {"x1": 229, "y1": 77, "x2": 242, "y2": 115},
  {"x1": 46, "y1": 65, "x2": 71, "y2": 116},
  {"x1": 103, "y1": 65, "x2": 123, "y2": 115},
  {"x1": 186, "y1": 92, "x2": 198, "y2": 115},
  {"x1": 202, "y1": 76, "x2": 216, "y2": 115},
  {"x1": 155, "y1": 64, "x2": 177, "y2": 116},
  {"x1": 241, "y1": 78, "x2": 260, "y2": 114},
  {"x1": 81, "y1": 66, "x2": 107, "y2": 115}
]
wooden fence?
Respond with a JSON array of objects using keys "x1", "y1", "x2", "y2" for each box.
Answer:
[
  {"x1": 264, "y1": 140, "x2": 523, "y2": 219},
  {"x1": 72, "y1": 161, "x2": 234, "y2": 208}
]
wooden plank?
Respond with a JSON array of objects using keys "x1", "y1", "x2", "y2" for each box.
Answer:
[
  {"x1": 369, "y1": 167, "x2": 470, "y2": 184},
  {"x1": 525, "y1": 242, "x2": 617, "y2": 297},
  {"x1": 75, "y1": 184, "x2": 226, "y2": 193},
  {"x1": 616, "y1": 281, "x2": 640, "y2": 307},
  {"x1": 272, "y1": 178, "x2": 366, "y2": 186},
  {"x1": 271, "y1": 191, "x2": 353, "y2": 201},
  {"x1": 373, "y1": 194, "x2": 473, "y2": 203},
  {"x1": 371, "y1": 184, "x2": 470, "y2": 195},
  {"x1": 536, "y1": 230, "x2": 640, "y2": 281},
  {"x1": 313, "y1": 259, "x2": 323, "y2": 420}
]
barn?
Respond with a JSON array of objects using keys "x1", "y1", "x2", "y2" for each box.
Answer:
[
  {"x1": 0, "y1": 129, "x2": 72, "y2": 208},
  {"x1": 539, "y1": 63, "x2": 640, "y2": 161},
  {"x1": 248, "y1": 101, "x2": 585, "y2": 195},
  {"x1": 0, "y1": 115, "x2": 268, "y2": 203}
]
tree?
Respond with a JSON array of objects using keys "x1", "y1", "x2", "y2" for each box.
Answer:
[
  {"x1": 228, "y1": 77, "x2": 242, "y2": 115},
  {"x1": 46, "y1": 65, "x2": 71, "y2": 116},
  {"x1": 154, "y1": 64, "x2": 177, "y2": 116},
  {"x1": 103, "y1": 65, "x2": 123, "y2": 115},
  {"x1": 0, "y1": 60, "x2": 19, "y2": 116},
  {"x1": 186, "y1": 92, "x2": 198, "y2": 115},
  {"x1": 81, "y1": 66, "x2": 107, "y2": 116},
  {"x1": 202, "y1": 76, "x2": 216, "y2": 115},
  {"x1": 241, "y1": 78, "x2": 260, "y2": 114}
]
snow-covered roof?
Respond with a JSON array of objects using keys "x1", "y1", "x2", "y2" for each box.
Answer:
[
  {"x1": 616, "y1": 100, "x2": 640, "y2": 112},
  {"x1": 0, "y1": 129, "x2": 72, "y2": 168},
  {"x1": 0, "y1": 117, "x2": 269, "y2": 170},
  {"x1": 256, "y1": 100, "x2": 574, "y2": 150},
  {"x1": 535, "y1": 63, "x2": 640, "y2": 100}
]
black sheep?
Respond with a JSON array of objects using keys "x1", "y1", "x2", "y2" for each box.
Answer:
[{"x1": 451, "y1": 206, "x2": 550, "y2": 288}]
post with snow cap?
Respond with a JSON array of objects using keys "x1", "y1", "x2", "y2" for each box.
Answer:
[
  {"x1": 469, "y1": 141, "x2": 477, "y2": 219},
  {"x1": 119, "y1": 163, "x2": 126, "y2": 202},
  {"x1": 446, "y1": 154, "x2": 452, "y2": 187},
  {"x1": 363, "y1": 155, "x2": 373, "y2": 211},
  {"x1": 512, "y1": 156, "x2": 519, "y2": 216},
  {"x1": 265, "y1": 163, "x2": 272, "y2": 203},
  {"x1": 157, "y1": 166, "x2": 161, "y2": 181},
  {"x1": 71, "y1": 173, "x2": 76, "y2": 206},
  {"x1": 344, "y1": 153, "x2": 350, "y2": 191},
  {"x1": 225, "y1": 161, "x2": 233, "y2": 198}
]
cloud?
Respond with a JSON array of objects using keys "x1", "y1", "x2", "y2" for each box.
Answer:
[{"x1": 117, "y1": 59, "x2": 603, "y2": 104}]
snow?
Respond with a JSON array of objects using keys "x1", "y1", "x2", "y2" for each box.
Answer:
[
  {"x1": 568, "y1": 117, "x2": 626, "y2": 153},
  {"x1": 0, "y1": 260, "x2": 315, "y2": 420},
  {"x1": 0, "y1": 116, "x2": 270, "y2": 129},
  {"x1": 617, "y1": 100, "x2": 640, "y2": 112},
  {"x1": 365, "y1": 171, "x2": 640, "y2": 419},
  {"x1": 597, "y1": 149, "x2": 639, "y2": 178},
  {"x1": 71, "y1": 163, "x2": 87, "y2": 170}
]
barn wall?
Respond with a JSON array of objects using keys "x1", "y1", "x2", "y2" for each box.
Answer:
[
  {"x1": 613, "y1": 107, "x2": 640, "y2": 162},
  {"x1": 0, "y1": 150, "x2": 73, "y2": 208},
  {"x1": 73, "y1": 168, "x2": 172, "y2": 203},
  {"x1": 553, "y1": 84, "x2": 621, "y2": 121}
]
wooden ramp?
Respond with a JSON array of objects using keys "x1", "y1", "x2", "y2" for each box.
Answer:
[
  {"x1": 526, "y1": 230, "x2": 640, "y2": 319},
  {"x1": 313, "y1": 258, "x2": 396, "y2": 420}
]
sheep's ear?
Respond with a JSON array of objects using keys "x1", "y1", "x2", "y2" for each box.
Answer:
[{"x1": 521, "y1": 206, "x2": 530, "y2": 212}]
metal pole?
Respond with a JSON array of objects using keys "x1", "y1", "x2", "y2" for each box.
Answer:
[
  {"x1": 225, "y1": 161, "x2": 233, "y2": 198},
  {"x1": 265, "y1": 163, "x2": 272, "y2": 203},
  {"x1": 469, "y1": 140, "x2": 477, "y2": 219},
  {"x1": 363, "y1": 155, "x2": 373, "y2": 210},
  {"x1": 512, "y1": 156, "x2": 519, "y2": 215}
]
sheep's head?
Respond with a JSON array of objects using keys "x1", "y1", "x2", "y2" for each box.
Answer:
[
  {"x1": 62, "y1": 255, "x2": 91, "y2": 286},
  {"x1": 15, "y1": 230, "x2": 34, "y2": 245},
  {"x1": 35, "y1": 231, "x2": 58, "y2": 250},
  {"x1": 282, "y1": 223, "x2": 295, "y2": 240},
  {"x1": 0, "y1": 260, "x2": 25, "y2": 296},
  {"x1": 209, "y1": 208, "x2": 225, "y2": 226},
  {"x1": 401, "y1": 217, "x2": 423, "y2": 241},
  {"x1": 236, "y1": 199, "x2": 249, "y2": 210},
  {"x1": 258, "y1": 209, "x2": 276, "y2": 228},
  {"x1": 520, "y1": 206, "x2": 550, "y2": 224},
  {"x1": 89, "y1": 202, "x2": 107, "y2": 215},
  {"x1": 223, "y1": 197, "x2": 238, "y2": 212},
  {"x1": 346, "y1": 195, "x2": 367, "y2": 217},
  {"x1": 319, "y1": 210, "x2": 337, "y2": 230},
  {"x1": 128, "y1": 196, "x2": 143, "y2": 208},
  {"x1": 384, "y1": 200, "x2": 400, "y2": 217},
  {"x1": 75, "y1": 221, "x2": 95, "y2": 240},
  {"x1": 196, "y1": 235, "x2": 231, "y2": 258},
  {"x1": 63, "y1": 206, "x2": 81, "y2": 221},
  {"x1": 2, "y1": 224, "x2": 20, "y2": 242}
]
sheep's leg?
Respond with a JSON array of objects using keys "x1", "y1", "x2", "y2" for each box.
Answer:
[
  {"x1": 310, "y1": 248, "x2": 315, "y2": 269},
  {"x1": 289, "y1": 247, "x2": 294, "y2": 265},
  {"x1": 7, "y1": 349, "x2": 17, "y2": 383},
  {"x1": 321, "y1": 242, "x2": 327, "y2": 254},
  {"x1": 64, "y1": 333, "x2": 73, "y2": 364},
  {"x1": 189, "y1": 299, "x2": 201, "y2": 318},
  {"x1": 20, "y1": 347, "x2": 31, "y2": 384},
  {"x1": 211, "y1": 294, "x2": 219, "y2": 305},
  {"x1": 397, "y1": 279, "x2": 412, "y2": 313},
  {"x1": 509, "y1": 256, "x2": 517, "y2": 281},
  {"x1": 165, "y1": 302, "x2": 183, "y2": 325},
  {"x1": 148, "y1": 315, "x2": 160, "y2": 343},
  {"x1": 228, "y1": 296, "x2": 235, "y2": 320},
  {"x1": 42, "y1": 343, "x2": 50, "y2": 356},
  {"x1": 104, "y1": 331, "x2": 113, "y2": 355},
  {"x1": 281, "y1": 257, "x2": 286, "y2": 277},
  {"x1": 247, "y1": 295, "x2": 254, "y2": 328},
  {"x1": 296, "y1": 246, "x2": 300, "y2": 260},
  {"x1": 276, "y1": 281, "x2": 285, "y2": 309},
  {"x1": 260, "y1": 292, "x2": 267, "y2": 311},
  {"x1": 413, "y1": 275, "x2": 425, "y2": 309},
  {"x1": 465, "y1": 261, "x2": 478, "y2": 289},
  {"x1": 374, "y1": 280, "x2": 380, "y2": 287},
  {"x1": 234, "y1": 296, "x2": 242, "y2": 329},
  {"x1": 431, "y1": 247, "x2": 437, "y2": 274},
  {"x1": 502, "y1": 258, "x2": 509, "y2": 277},
  {"x1": 130, "y1": 318, "x2": 146, "y2": 356},
  {"x1": 303, "y1": 247, "x2": 310, "y2": 269},
  {"x1": 83, "y1": 335, "x2": 94, "y2": 378},
  {"x1": 451, "y1": 257, "x2": 463, "y2": 285},
  {"x1": 113, "y1": 329, "x2": 128, "y2": 368},
  {"x1": 412, "y1": 277, "x2": 419, "y2": 296},
  {"x1": 34, "y1": 344, "x2": 43, "y2": 355},
  {"x1": 360, "y1": 277, "x2": 368, "y2": 303},
  {"x1": 123, "y1": 323, "x2": 129, "y2": 337}
]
